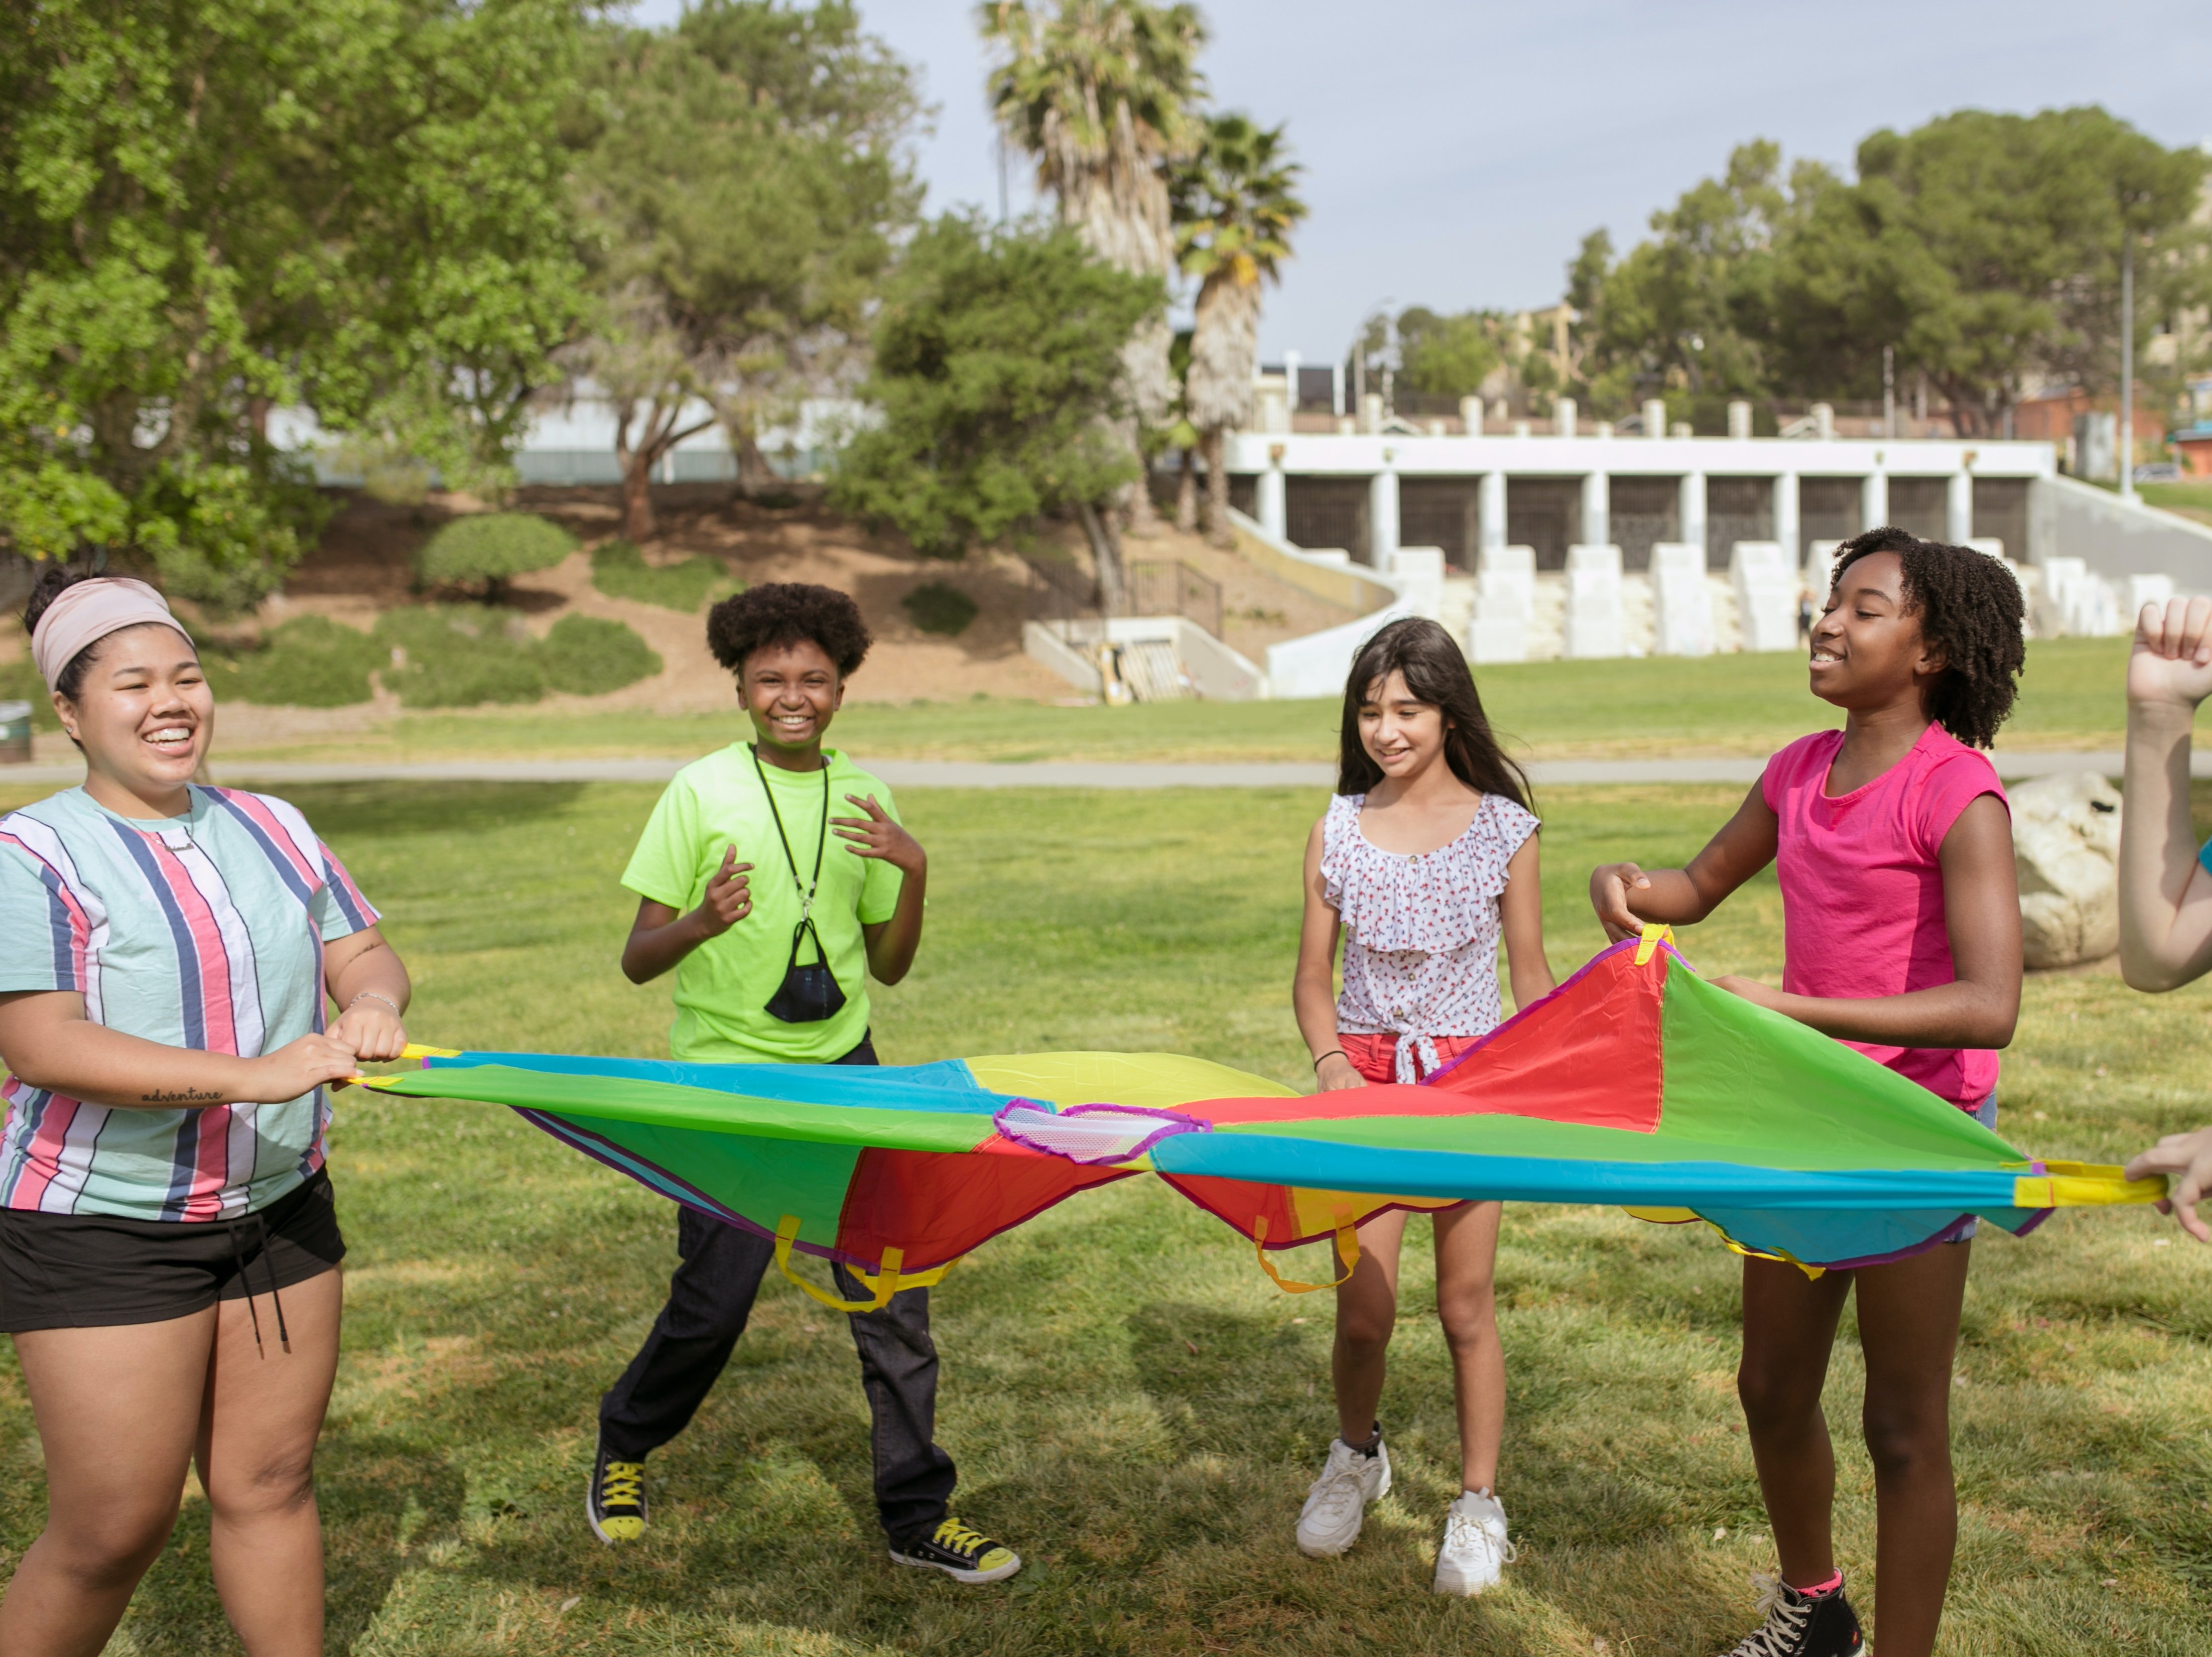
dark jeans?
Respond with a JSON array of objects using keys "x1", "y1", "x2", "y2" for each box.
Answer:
[{"x1": 597, "y1": 1035, "x2": 958, "y2": 1542}]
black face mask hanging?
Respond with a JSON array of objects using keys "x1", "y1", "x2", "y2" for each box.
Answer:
[{"x1": 752, "y1": 746, "x2": 848, "y2": 1024}]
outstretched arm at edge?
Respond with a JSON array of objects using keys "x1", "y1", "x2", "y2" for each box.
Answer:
[{"x1": 2119, "y1": 597, "x2": 2212, "y2": 991}]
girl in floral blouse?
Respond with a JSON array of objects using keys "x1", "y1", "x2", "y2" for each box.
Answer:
[{"x1": 1290, "y1": 616, "x2": 1556, "y2": 1596}]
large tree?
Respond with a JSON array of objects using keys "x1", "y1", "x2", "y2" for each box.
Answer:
[
  {"x1": 1171, "y1": 112, "x2": 1303, "y2": 546},
  {"x1": 570, "y1": 0, "x2": 923, "y2": 540},
  {"x1": 828, "y1": 215, "x2": 1162, "y2": 611},
  {"x1": 1770, "y1": 109, "x2": 2205, "y2": 431},
  {"x1": 1567, "y1": 141, "x2": 1827, "y2": 421},
  {"x1": 0, "y1": 0, "x2": 591, "y2": 606},
  {"x1": 981, "y1": 0, "x2": 1204, "y2": 537},
  {"x1": 1395, "y1": 307, "x2": 1504, "y2": 402}
]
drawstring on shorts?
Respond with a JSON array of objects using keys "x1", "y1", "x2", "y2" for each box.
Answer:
[{"x1": 226, "y1": 1213, "x2": 291, "y2": 1356}]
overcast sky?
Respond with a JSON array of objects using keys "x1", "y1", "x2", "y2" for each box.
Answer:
[{"x1": 630, "y1": 0, "x2": 2212, "y2": 364}]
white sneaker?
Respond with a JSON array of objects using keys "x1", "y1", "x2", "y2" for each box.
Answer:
[
  {"x1": 1432, "y1": 1488, "x2": 1515, "y2": 1596},
  {"x1": 1295, "y1": 1436, "x2": 1391, "y2": 1558}
]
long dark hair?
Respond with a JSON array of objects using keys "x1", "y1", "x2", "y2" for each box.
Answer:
[{"x1": 1335, "y1": 616, "x2": 1532, "y2": 808}]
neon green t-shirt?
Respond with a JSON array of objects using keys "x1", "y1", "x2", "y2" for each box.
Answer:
[{"x1": 622, "y1": 745, "x2": 905, "y2": 1062}]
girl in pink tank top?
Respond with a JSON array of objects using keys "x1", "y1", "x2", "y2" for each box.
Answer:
[
  {"x1": 1291, "y1": 618, "x2": 1556, "y2": 1597},
  {"x1": 1588, "y1": 530, "x2": 2026, "y2": 1657}
]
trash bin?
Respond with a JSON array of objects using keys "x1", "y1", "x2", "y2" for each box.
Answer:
[{"x1": 0, "y1": 700, "x2": 32, "y2": 765}]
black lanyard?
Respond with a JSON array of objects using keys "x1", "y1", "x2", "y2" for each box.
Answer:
[{"x1": 751, "y1": 745, "x2": 829, "y2": 922}]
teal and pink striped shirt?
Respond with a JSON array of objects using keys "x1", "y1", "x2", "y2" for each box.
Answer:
[{"x1": 0, "y1": 786, "x2": 377, "y2": 1220}]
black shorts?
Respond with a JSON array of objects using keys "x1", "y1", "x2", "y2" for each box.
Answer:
[{"x1": 0, "y1": 1168, "x2": 346, "y2": 1333}]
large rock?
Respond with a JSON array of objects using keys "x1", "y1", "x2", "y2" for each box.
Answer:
[{"x1": 2012, "y1": 771, "x2": 2121, "y2": 969}]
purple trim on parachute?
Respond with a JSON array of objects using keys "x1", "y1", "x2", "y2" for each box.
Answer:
[
  {"x1": 1808, "y1": 1203, "x2": 2054, "y2": 1271},
  {"x1": 992, "y1": 1100, "x2": 1209, "y2": 1165},
  {"x1": 515, "y1": 1108, "x2": 763, "y2": 1231}
]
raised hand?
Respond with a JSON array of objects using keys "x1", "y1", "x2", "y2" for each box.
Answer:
[
  {"x1": 693, "y1": 844, "x2": 754, "y2": 937},
  {"x1": 1588, "y1": 861, "x2": 1652, "y2": 942},
  {"x1": 2126, "y1": 596, "x2": 2212, "y2": 710},
  {"x1": 832, "y1": 794, "x2": 926, "y2": 878}
]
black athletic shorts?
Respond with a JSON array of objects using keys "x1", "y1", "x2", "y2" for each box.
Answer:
[{"x1": 0, "y1": 1167, "x2": 346, "y2": 1333}]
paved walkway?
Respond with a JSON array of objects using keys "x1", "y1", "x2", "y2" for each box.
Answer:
[{"x1": 0, "y1": 751, "x2": 2185, "y2": 790}]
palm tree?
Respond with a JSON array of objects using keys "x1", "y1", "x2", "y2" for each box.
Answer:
[
  {"x1": 1174, "y1": 112, "x2": 1305, "y2": 546},
  {"x1": 980, "y1": 0, "x2": 1205, "y2": 544}
]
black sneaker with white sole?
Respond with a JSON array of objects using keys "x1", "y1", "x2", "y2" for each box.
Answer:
[
  {"x1": 1719, "y1": 1572, "x2": 1863, "y2": 1657},
  {"x1": 889, "y1": 1518, "x2": 1023, "y2": 1584},
  {"x1": 586, "y1": 1437, "x2": 648, "y2": 1544}
]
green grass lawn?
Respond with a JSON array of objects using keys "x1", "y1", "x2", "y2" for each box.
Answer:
[
  {"x1": 212, "y1": 635, "x2": 2144, "y2": 769},
  {"x1": 0, "y1": 780, "x2": 2207, "y2": 1655},
  {"x1": 2138, "y1": 479, "x2": 2212, "y2": 527}
]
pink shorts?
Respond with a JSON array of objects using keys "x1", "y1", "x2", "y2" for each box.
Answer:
[{"x1": 1338, "y1": 1031, "x2": 1485, "y2": 1087}]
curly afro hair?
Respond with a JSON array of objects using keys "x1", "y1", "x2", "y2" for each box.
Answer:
[
  {"x1": 1827, "y1": 526, "x2": 2025, "y2": 750},
  {"x1": 706, "y1": 582, "x2": 872, "y2": 678}
]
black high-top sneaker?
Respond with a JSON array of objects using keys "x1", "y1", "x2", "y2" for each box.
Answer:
[{"x1": 1718, "y1": 1572, "x2": 1864, "y2": 1657}]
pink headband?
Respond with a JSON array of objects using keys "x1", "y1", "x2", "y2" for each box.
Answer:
[{"x1": 29, "y1": 578, "x2": 189, "y2": 695}]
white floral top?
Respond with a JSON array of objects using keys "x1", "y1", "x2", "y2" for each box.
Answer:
[{"x1": 1320, "y1": 790, "x2": 1540, "y2": 1083}]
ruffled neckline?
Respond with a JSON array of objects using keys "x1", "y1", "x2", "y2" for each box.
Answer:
[{"x1": 1321, "y1": 792, "x2": 1534, "y2": 956}]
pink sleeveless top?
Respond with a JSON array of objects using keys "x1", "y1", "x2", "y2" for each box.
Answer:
[{"x1": 1760, "y1": 725, "x2": 2007, "y2": 1108}]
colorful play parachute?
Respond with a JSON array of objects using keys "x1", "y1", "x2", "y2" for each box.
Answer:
[{"x1": 358, "y1": 930, "x2": 2160, "y2": 1301}]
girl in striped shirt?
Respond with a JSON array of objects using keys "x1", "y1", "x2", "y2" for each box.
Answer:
[{"x1": 0, "y1": 570, "x2": 412, "y2": 1656}]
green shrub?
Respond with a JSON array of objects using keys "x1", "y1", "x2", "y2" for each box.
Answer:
[
  {"x1": 204, "y1": 615, "x2": 384, "y2": 706},
  {"x1": 365, "y1": 606, "x2": 659, "y2": 707},
  {"x1": 374, "y1": 606, "x2": 544, "y2": 707},
  {"x1": 541, "y1": 614, "x2": 661, "y2": 695},
  {"x1": 589, "y1": 540, "x2": 738, "y2": 612},
  {"x1": 414, "y1": 512, "x2": 574, "y2": 598},
  {"x1": 902, "y1": 580, "x2": 979, "y2": 637}
]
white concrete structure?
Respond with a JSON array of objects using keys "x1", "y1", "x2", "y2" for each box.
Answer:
[
  {"x1": 1468, "y1": 544, "x2": 1536, "y2": 664},
  {"x1": 1649, "y1": 542, "x2": 1715, "y2": 657},
  {"x1": 2127, "y1": 572, "x2": 2176, "y2": 617},
  {"x1": 1252, "y1": 425, "x2": 2073, "y2": 582},
  {"x1": 1369, "y1": 460, "x2": 1400, "y2": 568},
  {"x1": 1390, "y1": 546, "x2": 1447, "y2": 622},
  {"x1": 1730, "y1": 541, "x2": 1799, "y2": 653},
  {"x1": 1264, "y1": 605, "x2": 1412, "y2": 701},
  {"x1": 1024, "y1": 617, "x2": 1267, "y2": 703},
  {"x1": 1563, "y1": 544, "x2": 1625, "y2": 659},
  {"x1": 1805, "y1": 538, "x2": 1842, "y2": 597}
]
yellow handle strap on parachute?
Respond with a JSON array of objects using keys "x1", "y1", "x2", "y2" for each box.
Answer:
[
  {"x1": 342, "y1": 1043, "x2": 464, "y2": 1090},
  {"x1": 1251, "y1": 1210, "x2": 1360, "y2": 1294},
  {"x1": 771, "y1": 1215, "x2": 963, "y2": 1311},
  {"x1": 1633, "y1": 923, "x2": 1675, "y2": 966},
  {"x1": 2008, "y1": 1161, "x2": 2168, "y2": 1209}
]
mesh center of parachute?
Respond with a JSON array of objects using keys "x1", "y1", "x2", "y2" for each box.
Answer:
[{"x1": 993, "y1": 1102, "x2": 1207, "y2": 1165}]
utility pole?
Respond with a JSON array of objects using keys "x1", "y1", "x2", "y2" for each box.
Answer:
[
  {"x1": 2118, "y1": 235, "x2": 2137, "y2": 499},
  {"x1": 1883, "y1": 345, "x2": 1895, "y2": 438}
]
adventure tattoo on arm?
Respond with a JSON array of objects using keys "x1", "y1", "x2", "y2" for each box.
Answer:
[{"x1": 140, "y1": 1086, "x2": 224, "y2": 1103}]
